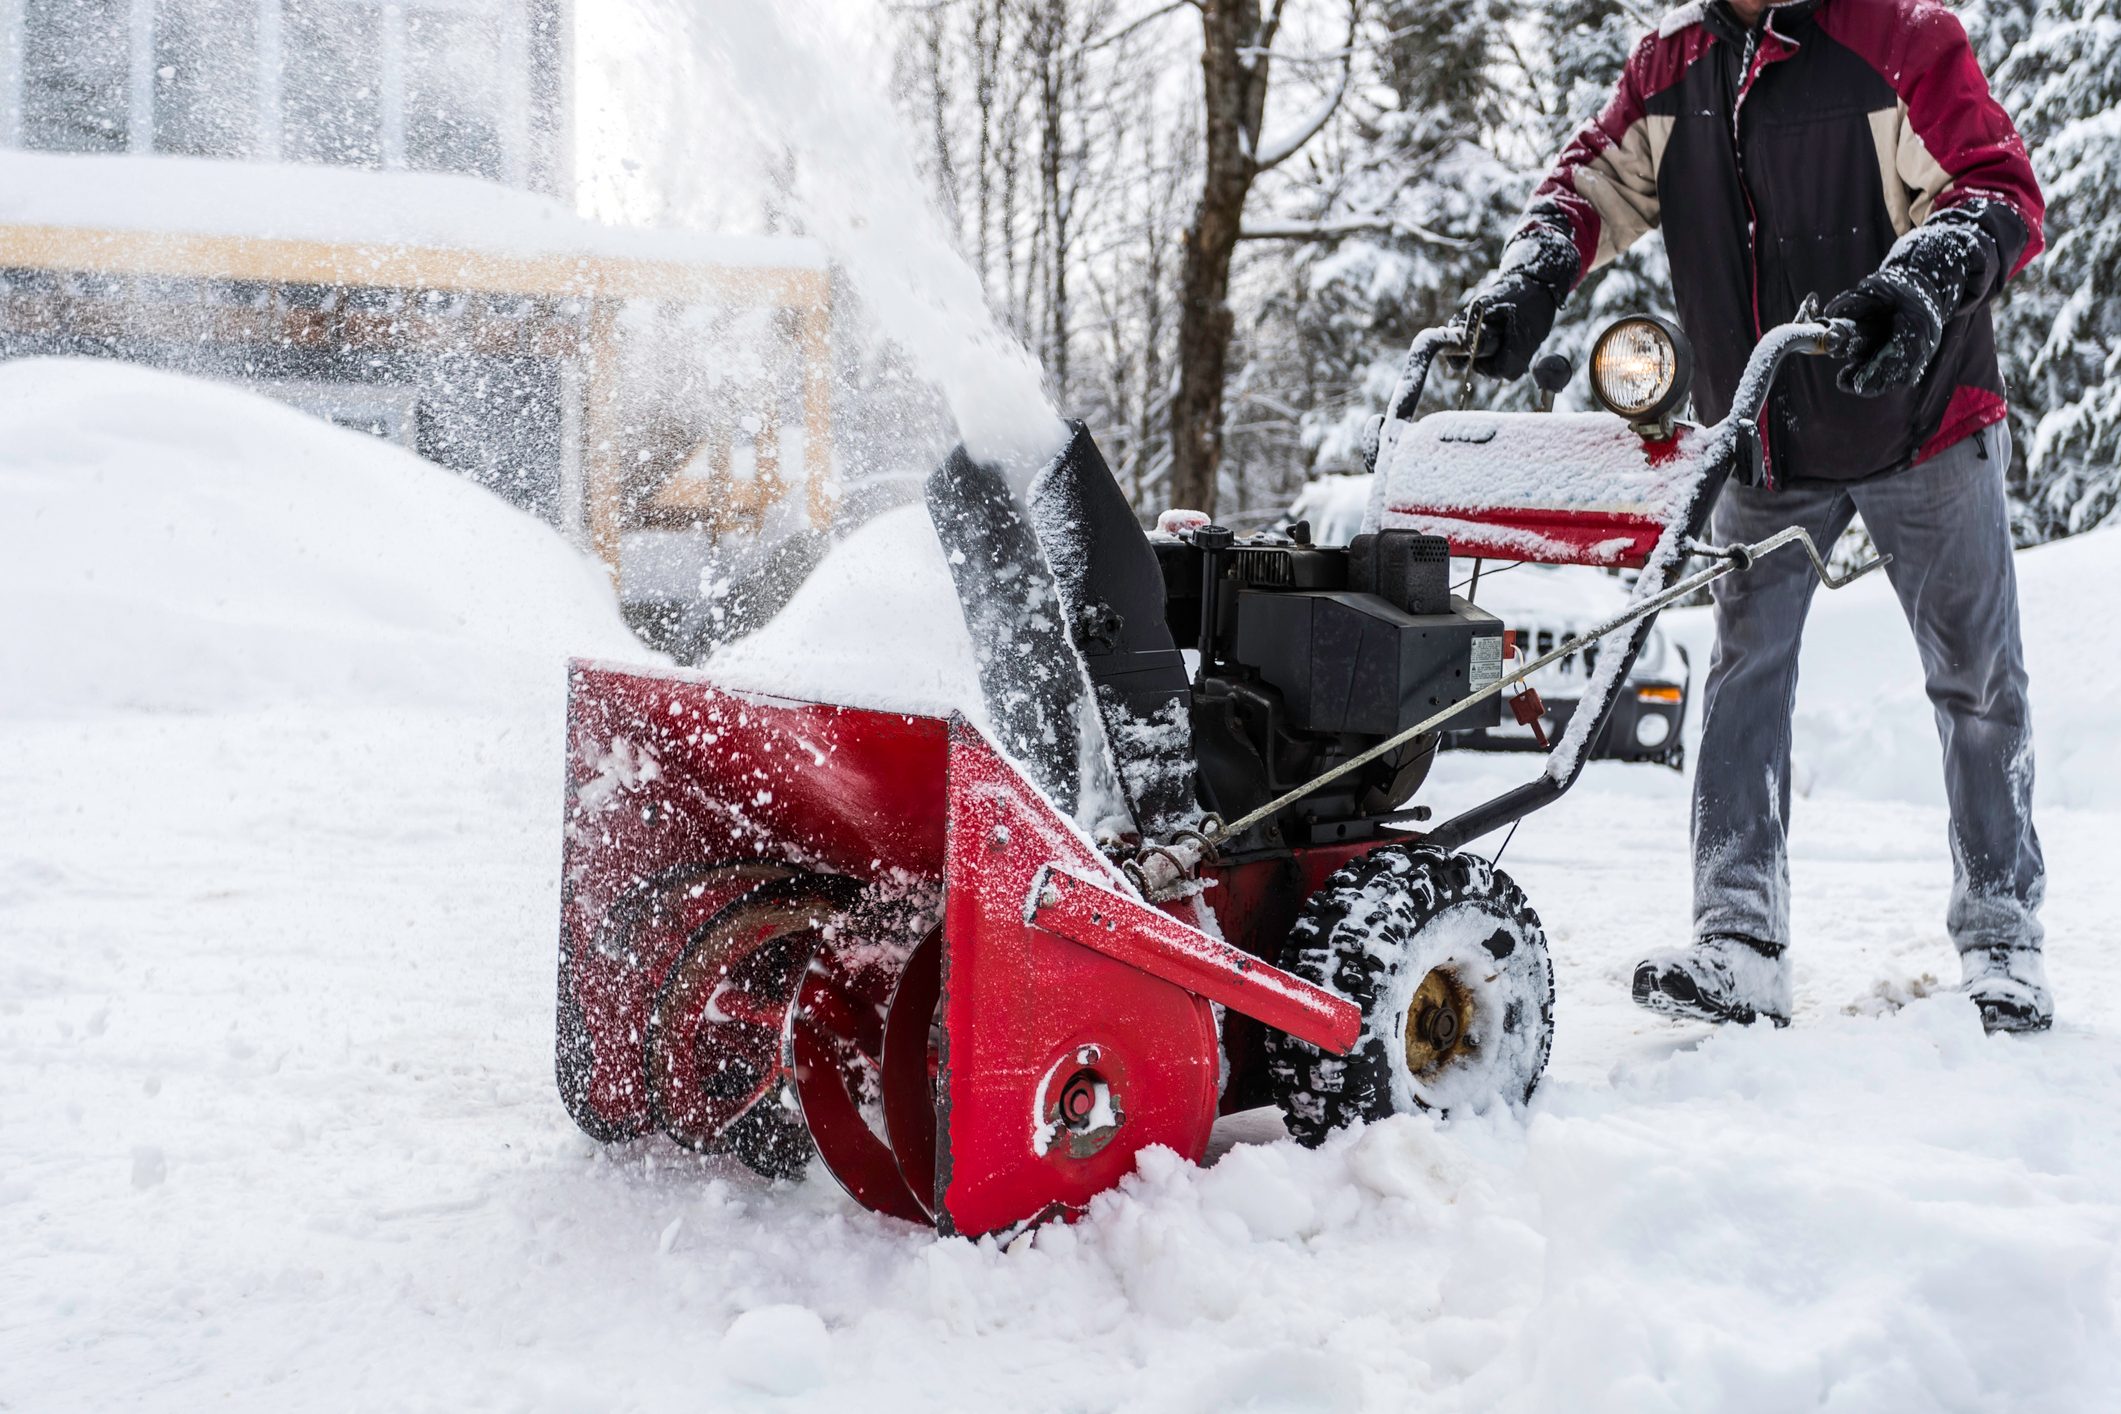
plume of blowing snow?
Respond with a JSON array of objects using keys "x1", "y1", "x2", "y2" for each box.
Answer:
[{"x1": 615, "y1": 0, "x2": 1068, "y2": 476}]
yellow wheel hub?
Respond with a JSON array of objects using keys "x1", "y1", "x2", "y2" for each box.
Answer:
[{"x1": 1404, "y1": 966, "x2": 1476, "y2": 1077}]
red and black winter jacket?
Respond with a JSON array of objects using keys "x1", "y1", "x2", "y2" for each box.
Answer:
[{"x1": 1521, "y1": 0, "x2": 2044, "y2": 483}]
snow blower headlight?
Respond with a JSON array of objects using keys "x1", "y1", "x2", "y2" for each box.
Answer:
[{"x1": 1590, "y1": 315, "x2": 1693, "y2": 428}]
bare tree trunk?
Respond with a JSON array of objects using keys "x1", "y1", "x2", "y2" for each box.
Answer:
[
  {"x1": 1171, "y1": 0, "x2": 1343, "y2": 517},
  {"x1": 1172, "y1": 0, "x2": 1270, "y2": 517},
  {"x1": 924, "y1": 6, "x2": 961, "y2": 230},
  {"x1": 1033, "y1": 1, "x2": 1073, "y2": 402},
  {"x1": 972, "y1": 0, "x2": 998, "y2": 284},
  {"x1": 1138, "y1": 126, "x2": 1171, "y2": 504},
  {"x1": 1000, "y1": 86, "x2": 1025, "y2": 333}
]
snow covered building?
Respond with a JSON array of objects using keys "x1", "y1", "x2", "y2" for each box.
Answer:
[{"x1": 0, "y1": 0, "x2": 833, "y2": 634}]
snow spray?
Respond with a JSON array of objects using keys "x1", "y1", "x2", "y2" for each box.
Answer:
[{"x1": 639, "y1": 0, "x2": 1070, "y2": 478}]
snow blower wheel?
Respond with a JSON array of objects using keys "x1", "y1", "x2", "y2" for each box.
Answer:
[
  {"x1": 645, "y1": 872, "x2": 863, "y2": 1179},
  {"x1": 1265, "y1": 845, "x2": 1554, "y2": 1145}
]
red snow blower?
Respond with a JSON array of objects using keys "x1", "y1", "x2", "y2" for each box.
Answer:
[{"x1": 556, "y1": 309, "x2": 1882, "y2": 1237}]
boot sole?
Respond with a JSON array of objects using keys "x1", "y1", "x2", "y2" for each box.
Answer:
[
  {"x1": 1632, "y1": 963, "x2": 1791, "y2": 1028},
  {"x1": 1974, "y1": 998, "x2": 2054, "y2": 1035}
]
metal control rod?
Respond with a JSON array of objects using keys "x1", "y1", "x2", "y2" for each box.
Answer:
[{"x1": 1126, "y1": 526, "x2": 1887, "y2": 899}]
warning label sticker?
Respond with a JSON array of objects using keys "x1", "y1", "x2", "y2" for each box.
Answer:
[{"x1": 1470, "y1": 633, "x2": 1504, "y2": 691}]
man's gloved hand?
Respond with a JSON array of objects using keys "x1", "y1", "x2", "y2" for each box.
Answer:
[
  {"x1": 1824, "y1": 212, "x2": 2001, "y2": 397},
  {"x1": 1465, "y1": 224, "x2": 1577, "y2": 380},
  {"x1": 1823, "y1": 268, "x2": 1944, "y2": 397},
  {"x1": 1466, "y1": 269, "x2": 1561, "y2": 381}
]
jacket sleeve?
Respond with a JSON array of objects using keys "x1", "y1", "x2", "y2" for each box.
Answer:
[
  {"x1": 1517, "y1": 29, "x2": 1673, "y2": 288},
  {"x1": 1826, "y1": 0, "x2": 2045, "y2": 305}
]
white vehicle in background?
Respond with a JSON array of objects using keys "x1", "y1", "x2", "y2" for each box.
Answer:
[
  {"x1": 1289, "y1": 474, "x2": 1691, "y2": 768},
  {"x1": 1447, "y1": 561, "x2": 1690, "y2": 766}
]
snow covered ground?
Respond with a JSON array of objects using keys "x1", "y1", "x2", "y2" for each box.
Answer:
[{"x1": 5, "y1": 369, "x2": 2119, "y2": 1410}]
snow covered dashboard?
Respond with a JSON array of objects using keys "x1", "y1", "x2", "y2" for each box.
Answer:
[{"x1": 1370, "y1": 410, "x2": 1709, "y2": 570}]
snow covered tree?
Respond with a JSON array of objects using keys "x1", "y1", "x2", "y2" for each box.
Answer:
[
  {"x1": 1240, "y1": 0, "x2": 1523, "y2": 491},
  {"x1": 1975, "y1": 0, "x2": 2121, "y2": 540},
  {"x1": 1251, "y1": 0, "x2": 1678, "y2": 514},
  {"x1": 1522, "y1": 0, "x2": 1677, "y2": 395}
]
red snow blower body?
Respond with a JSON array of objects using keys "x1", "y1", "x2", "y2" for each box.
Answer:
[
  {"x1": 559, "y1": 666, "x2": 1369, "y2": 1235},
  {"x1": 558, "y1": 313, "x2": 1866, "y2": 1237}
]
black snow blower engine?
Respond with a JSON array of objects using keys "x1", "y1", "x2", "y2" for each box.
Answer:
[{"x1": 1016, "y1": 430, "x2": 1508, "y2": 853}]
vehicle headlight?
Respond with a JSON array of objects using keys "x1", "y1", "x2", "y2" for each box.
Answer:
[
  {"x1": 1635, "y1": 712, "x2": 1673, "y2": 748},
  {"x1": 1590, "y1": 315, "x2": 1694, "y2": 427}
]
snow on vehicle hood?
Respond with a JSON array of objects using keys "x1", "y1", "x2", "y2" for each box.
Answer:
[{"x1": 1454, "y1": 561, "x2": 1632, "y2": 621}]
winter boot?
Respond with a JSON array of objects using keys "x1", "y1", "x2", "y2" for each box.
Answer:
[
  {"x1": 1960, "y1": 945, "x2": 2053, "y2": 1035},
  {"x1": 1632, "y1": 934, "x2": 1793, "y2": 1027}
]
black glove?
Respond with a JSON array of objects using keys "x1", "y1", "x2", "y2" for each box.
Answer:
[
  {"x1": 1465, "y1": 222, "x2": 1577, "y2": 380},
  {"x1": 1824, "y1": 210, "x2": 2005, "y2": 398},
  {"x1": 1823, "y1": 267, "x2": 1945, "y2": 397}
]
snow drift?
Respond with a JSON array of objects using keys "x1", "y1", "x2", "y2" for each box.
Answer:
[
  {"x1": 0, "y1": 358, "x2": 644, "y2": 718},
  {"x1": 6, "y1": 409, "x2": 2121, "y2": 1406}
]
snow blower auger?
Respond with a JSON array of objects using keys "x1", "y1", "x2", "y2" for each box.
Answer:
[{"x1": 556, "y1": 309, "x2": 1884, "y2": 1237}]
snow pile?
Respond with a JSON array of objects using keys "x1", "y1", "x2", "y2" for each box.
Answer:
[
  {"x1": 11, "y1": 678, "x2": 2119, "y2": 1414},
  {"x1": 8, "y1": 356, "x2": 2121, "y2": 1408},
  {"x1": 0, "y1": 358, "x2": 644, "y2": 718},
  {"x1": 708, "y1": 504, "x2": 984, "y2": 717},
  {"x1": 710, "y1": 501, "x2": 1142, "y2": 836},
  {"x1": 7, "y1": 509, "x2": 2121, "y2": 1405}
]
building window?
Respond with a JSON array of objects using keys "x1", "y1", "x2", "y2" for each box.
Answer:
[
  {"x1": 154, "y1": 0, "x2": 260, "y2": 158},
  {"x1": 407, "y1": 9, "x2": 503, "y2": 181},
  {"x1": 21, "y1": 0, "x2": 130, "y2": 153},
  {"x1": 7, "y1": 0, "x2": 541, "y2": 189},
  {"x1": 281, "y1": 0, "x2": 383, "y2": 168}
]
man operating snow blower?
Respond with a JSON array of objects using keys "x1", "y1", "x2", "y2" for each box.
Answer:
[{"x1": 1462, "y1": 0, "x2": 2050, "y2": 1033}]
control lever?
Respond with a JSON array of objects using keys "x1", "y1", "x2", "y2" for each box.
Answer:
[{"x1": 1531, "y1": 354, "x2": 1573, "y2": 411}]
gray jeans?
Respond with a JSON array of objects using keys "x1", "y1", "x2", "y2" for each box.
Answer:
[{"x1": 1692, "y1": 421, "x2": 2044, "y2": 955}]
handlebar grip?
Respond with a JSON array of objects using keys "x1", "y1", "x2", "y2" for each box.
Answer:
[
  {"x1": 1448, "y1": 315, "x2": 1502, "y2": 361},
  {"x1": 1815, "y1": 316, "x2": 1861, "y2": 358}
]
